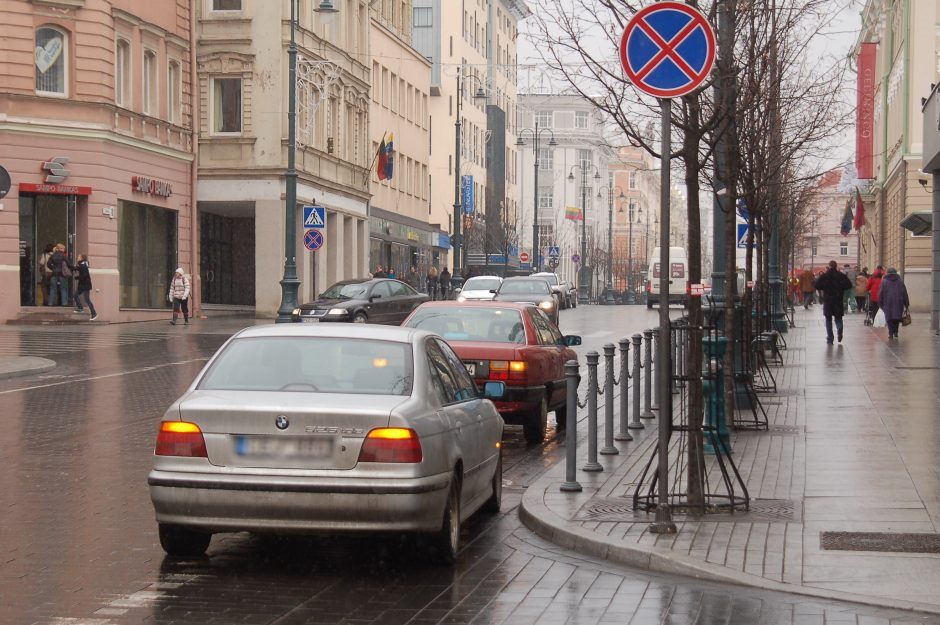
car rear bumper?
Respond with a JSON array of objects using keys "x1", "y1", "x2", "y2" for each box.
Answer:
[
  {"x1": 148, "y1": 469, "x2": 450, "y2": 533},
  {"x1": 490, "y1": 384, "x2": 545, "y2": 418}
]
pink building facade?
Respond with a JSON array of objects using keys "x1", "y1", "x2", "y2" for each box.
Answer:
[
  {"x1": 797, "y1": 170, "x2": 860, "y2": 273},
  {"x1": 0, "y1": 0, "x2": 195, "y2": 323}
]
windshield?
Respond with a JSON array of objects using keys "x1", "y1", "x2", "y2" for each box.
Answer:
[
  {"x1": 321, "y1": 282, "x2": 369, "y2": 300},
  {"x1": 534, "y1": 274, "x2": 558, "y2": 286},
  {"x1": 199, "y1": 337, "x2": 413, "y2": 395},
  {"x1": 463, "y1": 277, "x2": 501, "y2": 292},
  {"x1": 405, "y1": 307, "x2": 526, "y2": 344},
  {"x1": 499, "y1": 280, "x2": 550, "y2": 295}
]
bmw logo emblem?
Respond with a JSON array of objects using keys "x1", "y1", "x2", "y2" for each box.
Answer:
[{"x1": 275, "y1": 415, "x2": 289, "y2": 430}]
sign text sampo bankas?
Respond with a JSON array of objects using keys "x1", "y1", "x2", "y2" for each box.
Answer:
[{"x1": 131, "y1": 175, "x2": 172, "y2": 198}]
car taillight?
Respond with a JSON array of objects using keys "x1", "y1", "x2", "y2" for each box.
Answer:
[
  {"x1": 646, "y1": 281, "x2": 652, "y2": 292},
  {"x1": 155, "y1": 421, "x2": 208, "y2": 458},
  {"x1": 489, "y1": 360, "x2": 527, "y2": 382},
  {"x1": 358, "y1": 428, "x2": 422, "y2": 463}
]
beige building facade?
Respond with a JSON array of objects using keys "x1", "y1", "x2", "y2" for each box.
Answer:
[
  {"x1": 608, "y1": 146, "x2": 661, "y2": 292},
  {"x1": 855, "y1": 0, "x2": 939, "y2": 311},
  {"x1": 0, "y1": 0, "x2": 196, "y2": 323},
  {"x1": 196, "y1": 0, "x2": 370, "y2": 316}
]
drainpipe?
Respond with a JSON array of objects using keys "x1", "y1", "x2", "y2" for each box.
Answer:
[{"x1": 189, "y1": 0, "x2": 200, "y2": 317}]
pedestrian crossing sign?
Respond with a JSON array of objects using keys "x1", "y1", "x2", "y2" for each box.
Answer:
[
  {"x1": 548, "y1": 245, "x2": 560, "y2": 258},
  {"x1": 303, "y1": 205, "x2": 326, "y2": 229}
]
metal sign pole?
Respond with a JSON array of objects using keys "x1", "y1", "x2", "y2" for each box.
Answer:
[{"x1": 651, "y1": 99, "x2": 676, "y2": 534}]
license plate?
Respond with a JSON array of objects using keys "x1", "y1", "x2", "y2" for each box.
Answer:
[
  {"x1": 465, "y1": 363, "x2": 476, "y2": 376},
  {"x1": 236, "y1": 436, "x2": 333, "y2": 459},
  {"x1": 303, "y1": 317, "x2": 319, "y2": 323}
]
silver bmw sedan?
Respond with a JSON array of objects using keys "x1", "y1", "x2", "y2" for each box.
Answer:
[{"x1": 148, "y1": 324, "x2": 505, "y2": 563}]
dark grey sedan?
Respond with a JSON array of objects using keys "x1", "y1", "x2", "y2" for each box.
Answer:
[
  {"x1": 149, "y1": 324, "x2": 505, "y2": 563},
  {"x1": 291, "y1": 278, "x2": 428, "y2": 325},
  {"x1": 493, "y1": 277, "x2": 559, "y2": 325}
]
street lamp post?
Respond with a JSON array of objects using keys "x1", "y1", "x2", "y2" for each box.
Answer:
[
  {"x1": 597, "y1": 184, "x2": 625, "y2": 304},
  {"x1": 451, "y1": 72, "x2": 486, "y2": 276},
  {"x1": 569, "y1": 164, "x2": 602, "y2": 301},
  {"x1": 277, "y1": 0, "x2": 338, "y2": 323},
  {"x1": 517, "y1": 124, "x2": 557, "y2": 272}
]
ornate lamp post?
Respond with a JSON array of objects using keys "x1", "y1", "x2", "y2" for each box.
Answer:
[
  {"x1": 569, "y1": 164, "x2": 602, "y2": 302},
  {"x1": 452, "y1": 73, "x2": 487, "y2": 276},
  {"x1": 597, "y1": 183, "x2": 625, "y2": 304},
  {"x1": 516, "y1": 125, "x2": 557, "y2": 272}
]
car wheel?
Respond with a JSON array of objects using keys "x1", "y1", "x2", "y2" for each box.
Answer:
[
  {"x1": 555, "y1": 402, "x2": 567, "y2": 431},
  {"x1": 523, "y1": 395, "x2": 548, "y2": 444},
  {"x1": 158, "y1": 523, "x2": 211, "y2": 557},
  {"x1": 427, "y1": 473, "x2": 461, "y2": 564},
  {"x1": 483, "y1": 451, "x2": 502, "y2": 514},
  {"x1": 353, "y1": 312, "x2": 368, "y2": 323}
]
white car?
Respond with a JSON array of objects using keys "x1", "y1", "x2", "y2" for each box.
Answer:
[{"x1": 456, "y1": 276, "x2": 503, "y2": 302}]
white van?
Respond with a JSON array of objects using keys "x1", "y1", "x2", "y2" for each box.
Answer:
[{"x1": 646, "y1": 247, "x2": 688, "y2": 308}]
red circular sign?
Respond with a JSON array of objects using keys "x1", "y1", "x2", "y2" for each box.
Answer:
[
  {"x1": 520, "y1": 252, "x2": 530, "y2": 263},
  {"x1": 620, "y1": 1, "x2": 716, "y2": 99}
]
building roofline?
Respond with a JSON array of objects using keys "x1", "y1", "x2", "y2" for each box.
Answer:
[{"x1": 502, "y1": 0, "x2": 532, "y2": 21}]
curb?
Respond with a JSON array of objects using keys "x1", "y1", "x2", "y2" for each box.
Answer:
[
  {"x1": 520, "y1": 481, "x2": 940, "y2": 616},
  {"x1": 0, "y1": 357, "x2": 57, "y2": 380}
]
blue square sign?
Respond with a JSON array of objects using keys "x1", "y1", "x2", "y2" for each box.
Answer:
[{"x1": 303, "y1": 205, "x2": 326, "y2": 229}]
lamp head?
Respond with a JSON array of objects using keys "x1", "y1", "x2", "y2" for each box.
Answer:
[
  {"x1": 548, "y1": 137, "x2": 558, "y2": 147},
  {"x1": 515, "y1": 137, "x2": 525, "y2": 147},
  {"x1": 473, "y1": 86, "x2": 486, "y2": 100},
  {"x1": 594, "y1": 171, "x2": 602, "y2": 180},
  {"x1": 315, "y1": 0, "x2": 339, "y2": 12},
  {"x1": 568, "y1": 172, "x2": 575, "y2": 182}
]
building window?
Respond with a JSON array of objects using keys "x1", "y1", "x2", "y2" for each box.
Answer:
[
  {"x1": 143, "y1": 50, "x2": 157, "y2": 115},
  {"x1": 629, "y1": 171, "x2": 638, "y2": 189},
  {"x1": 578, "y1": 149, "x2": 593, "y2": 170},
  {"x1": 536, "y1": 111, "x2": 552, "y2": 127},
  {"x1": 118, "y1": 201, "x2": 178, "y2": 309},
  {"x1": 413, "y1": 6, "x2": 432, "y2": 27},
  {"x1": 212, "y1": 0, "x2": 241, "y2": 10},
  {"x1": 537, "y1": 186, "x2": 553, "y2": 209},
  {"x1": 811, "y1": 243, "x2": 818, "y2": 256},
  {"x1": 35, "y1": 26, "x2": 67, "y2": 95},
  {"x1": 115, "y1": 39, "x2": 130, "y2": 106},
  {"x1": 168, "y1": 60, "x2": 181, "y2": 123},
  {"x1": 840, "y1": 241, "x2": 848, "y2": 256},
  {"x1": 575, "y1": 111, "x2": 589, "y2": 129},
  {"x1": 537, "y1": 147, "x2": 553, "y2": 170},
  {"x1": 212, "y1": 77, "x2": 242, "y2": 133}
]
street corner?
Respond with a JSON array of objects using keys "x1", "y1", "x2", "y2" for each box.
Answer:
[{"x1": 0, "y1": 356, "x2": 56, "y2": 380}]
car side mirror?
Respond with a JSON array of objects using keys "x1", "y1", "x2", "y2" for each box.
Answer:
[
  {"x1": 482, "y1": 381, "x2": 505, "y2": 400},
  {"x1": 563, "y1": 335, "x2": 582, "y2": 346}
]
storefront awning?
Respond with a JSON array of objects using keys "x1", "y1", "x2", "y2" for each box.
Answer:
[{"x1": 899, "y1": 212, "x2": 933, "y2": 236}]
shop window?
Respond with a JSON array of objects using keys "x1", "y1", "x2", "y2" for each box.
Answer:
[
  {"x1": 143, "y1": 50, "x2": 157, "y2": 115},
  {"x1": 115, "y1": 39, "x2": 130, "y2": 106},
  {"x1": 212, "y1": 77, "x2": 242, "y2": 133},
  {"x1": 35, "y1": 26, "x2": 67, "y2": 96},
  {"x1": 168, "y1": 60, "x2": 181, "y2": 123},
  {"x1": 118, "y1": 202, "x2": 178, "y2": 309}
]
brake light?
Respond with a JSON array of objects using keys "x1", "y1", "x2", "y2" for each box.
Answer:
[
  {"x1": 646, "y1": 281, "x2": 652, "y2": 293},
  {"x1": 155, "y1": 421, "x2": 207, "y2": 458},
  {"x1": 358, "y1": 428, "x2": 422, "y2": 463},
  {"x1": 489, "y1": 360, "x2": 526, "y2": 382}
]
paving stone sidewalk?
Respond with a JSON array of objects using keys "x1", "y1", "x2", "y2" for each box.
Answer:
[{"x1": 521, "y1": 310, "x2": 940, "y2": 615}]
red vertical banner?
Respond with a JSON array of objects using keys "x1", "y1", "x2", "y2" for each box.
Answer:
[{"x1": 856, "y1": 42, "x2": 876, "y2": 179}]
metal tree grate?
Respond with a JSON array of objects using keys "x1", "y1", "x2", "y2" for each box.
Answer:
[
  {"x1": 576, "y1": 498, "x2": 800, "y2": 522},
  {"x1": 821, "y1": 532, "x2": 940, "y2": 553}
]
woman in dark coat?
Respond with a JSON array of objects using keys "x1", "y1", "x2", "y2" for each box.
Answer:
[
  {"x1": 813, "y1": 260, "x2": 853, "y2": 344},
  {"x1": 72, "y1": 254, "x2": 97, "y2": 320},
  {"x1": 878, "y1": 268, "x2": 909, "y2": 340}
]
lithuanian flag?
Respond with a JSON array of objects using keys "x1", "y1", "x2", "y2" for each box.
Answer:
[{"x1": 565, "y1": 206, "x2": 583, "y2": 221}]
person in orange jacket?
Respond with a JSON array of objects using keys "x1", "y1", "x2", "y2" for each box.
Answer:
[{"x1": 866, "y1": 266, "x2": 885, "y2": 320}]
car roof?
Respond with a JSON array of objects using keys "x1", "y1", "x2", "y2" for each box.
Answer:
[
  {"x1": 412, "y1": 300, "x2": 533, "y2": 310},
  {"x1": 233, "y1": 323, "x2": 435, "y2": 343},
  {"x1": 464, "y1": 275, "x2": 502, "y2": 280},
  {"x1": 503, "y1": 276, "x2": 545, "y2": 282}
]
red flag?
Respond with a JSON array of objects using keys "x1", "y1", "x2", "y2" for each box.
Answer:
[
  {"x1": 853, "y1": 188, "x2": 866, "y2": 230},
  {"x1": 376, "y1": 134, "x2": 389, "y2": 181}
]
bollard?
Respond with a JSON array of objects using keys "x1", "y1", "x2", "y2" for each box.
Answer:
[
  {"x1": 583, "y1": 351, "x2": 603, "y2": 472},
  {"x1": 616, "y1": 338, "x2": 634, "y2": 440},
  {"x1": 650, "y1": 327, "x2": 660, "y2": 411},
  {"x1": 629, "y1": 333, "x2": 645, "y2": 429},
  {"x1": 560, "y1": 360, "x2": 582, "y2": 492},
  {"x1": 601, "y1": 344, "x2": 619, "y2": 454},
  {"x1": 642, "y1": 329, "x2": 655, "y2": 419}
]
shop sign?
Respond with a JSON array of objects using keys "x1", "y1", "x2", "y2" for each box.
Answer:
[
  {"x1": 131, "y1": 175, "x2": 173, "y2": 198},
  {"x1": 19, "y1": 182, "x2": 92, "y2": 195},
  {"x1": 406, "y1": 231, "x2": 420, "y2": 241}
]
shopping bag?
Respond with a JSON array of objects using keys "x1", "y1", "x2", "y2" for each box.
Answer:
[
  {"x1": 873, "y1": 309, "x2": 886, "y2": 328},
  {"x1": 901, "y1": 308, "x2": 912, "y2": 326}
]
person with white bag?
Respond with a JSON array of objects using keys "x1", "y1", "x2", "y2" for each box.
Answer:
[{"x1": 878, "y1": 268, "x2": 910, "y2": 340}]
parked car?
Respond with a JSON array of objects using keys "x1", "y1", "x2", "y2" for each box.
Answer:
[
  {"x1": 646, "y1": 247, "x2": 689, "y2": 309},
  {"x1": 403, "y1": 302, "x2": 581, "y2": 444},
  {"x1": 148, "y1": 324, "x2": 505, "y2": 563},
  {"x1": 493, "y1": 277, "x2": 559, "y2": 325},
  {"x1": 531, "y1": 272, "x2": 568, "y2": 309},
  {"x1": 561, "y1": 280, "x2": 577, "y2": 308},
  {"x1": 291, "y1": 278, "x2": 428, "y2": 324},
  {"x1": 456, "y1": 275, "x2": 502, "y2": 302}
]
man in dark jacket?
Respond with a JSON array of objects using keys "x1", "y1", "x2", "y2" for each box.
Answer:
[
  {"x1": 45, "y1": 243, "x2": 73, "y2": 307},
  {"x1": 814, "y1": 260, "x2": 853, "y2": 344}
]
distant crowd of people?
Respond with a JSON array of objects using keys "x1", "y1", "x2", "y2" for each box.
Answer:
[{"x1": 371, "y1": 264, "x2": 454, "y2": 300}]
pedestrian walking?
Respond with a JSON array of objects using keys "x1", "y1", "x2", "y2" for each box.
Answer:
[
  {"x1": 866, "y1": 266, "x2": 885, "y2": 321},
  {"x1": 854, "y1": 269, "x2": 869, "y2": 314},
  {"x1": 168, "y1": 267, "x2": 191, "y2": 325},
  {"x1": 843, "y1": 264, "x2": 857, "y2": 313},
  {"x1": 46, "y1": 243, "x2": 73, "y2": 307},
  {"x1": 373, "y1": 265, "x2": 387, "y2": 278},
  {"x1": 878, "y1": 268, "x2": 910, "y2": 340},
  {"x1": 404, "y1": 265, "x2": 420, "y2": 290},
  {"x1": 814, "y1": 260, "x2": 853, "y2": 344},
  {"x1": 798, "y1": 268, "x2": 816, "y2": 309},
  {"x1": 439, "y1": 266, "x2": 451, "y2": 300},
  {"x1": 38, "y1": 243, "x2": 54, "y2": 306},
  {"x1": 72, "y1": 254, "x2": 98, "y2": 321},
  {"x1": 426, "y1": 265, "x2": 439, "y2": 300}
]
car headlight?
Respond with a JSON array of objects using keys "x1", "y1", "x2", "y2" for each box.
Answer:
[
  {"x1": 328, "y1": 308, "x2": 347, "y2": 315},
  {"x1": 457, "y1": 295, "x2": 467, "y2": 302},
  {"x1": 292, "y1": 308, "x2": 301, "y2": 316},
  {"x1": 539, "y1": 301, "x2": 555, "y2": 311}
]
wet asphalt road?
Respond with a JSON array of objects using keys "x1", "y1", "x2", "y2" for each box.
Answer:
[{"x1": 0, "y1": 306, "x2": 937, "y2": 625}]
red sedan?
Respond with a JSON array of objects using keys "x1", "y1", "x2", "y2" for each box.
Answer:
[{"x1": 403, "y1": 301, "x2": 581, "y2": 444}]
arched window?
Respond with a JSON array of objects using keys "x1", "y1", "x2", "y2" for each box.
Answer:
[
  {"x1": 35, "y1": 26, "x2": 67, "y2": 95},
  {"x1": 115, "y1": 39, "x2": 131, "y2": 106}
]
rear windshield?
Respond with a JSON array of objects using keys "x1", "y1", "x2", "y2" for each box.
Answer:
[
  {"x1": 198, "y1": 337, "x2": 413, "y2": 395},
  {"x1": 499, "y1": 280, "x2": 550, "y2": 295},
  {"x1": 534, "y1": 274, "x2": 558, "y2": 285},
  {"x1": 463, "y1": 277, "x2": 501, "y2": 292},
  {"x1": 405, "y1": 307, "x2": 526, "y2": 344}
]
